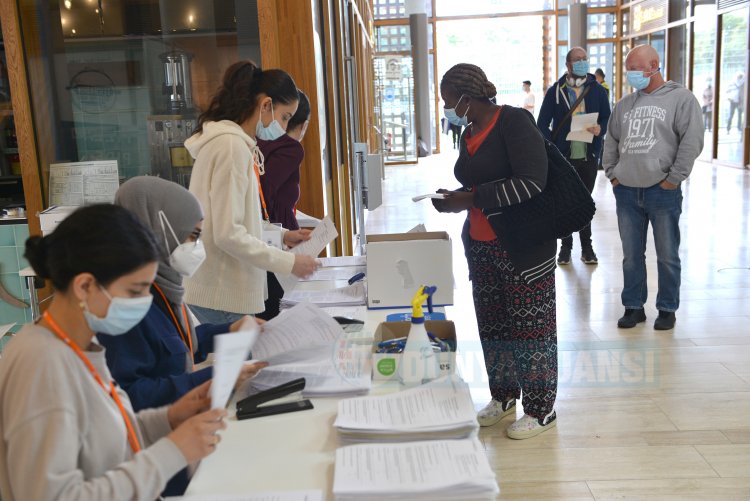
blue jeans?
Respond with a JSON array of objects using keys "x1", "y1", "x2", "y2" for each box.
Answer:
[
  {"x1": 188, "y1": 304, "x2": 246, "y2": 325},
  {"x1": 613, "y1": 184, "x2": 682, "y2": 312}
]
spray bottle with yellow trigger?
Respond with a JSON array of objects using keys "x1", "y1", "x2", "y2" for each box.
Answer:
[{"x1": 398, "y1": 285, "x2": 440, "y2": 387}]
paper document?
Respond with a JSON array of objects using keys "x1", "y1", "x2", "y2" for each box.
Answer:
[
  {"x1": 334, "y1": 375, "x2": 478, "y2": 441},
  {"x1": 166, "y1": 491, "x2": 323, "y2": 501},
  {"x1": 0, "y1": 324, "x2": 15, "y2": 338},
  {"x1": 210, "y1": 326, "x2": 258, "y2": 409},
  {"x1": 412, "y1": 193, "x2": 447, "y2": 202},
  {"x1": 320, "y1": 306, "x2": 367, "y2": 322},
  {"x1": 320, "y1": 256, "x2": 366, "y2": 268},
  {"x1": 295, "y1": 209, "x2": 322, "y2": 228},
  {"x1": 276, "y1": 216, "x2": 339, "y2": 292},
  {"x1": 281, "y1": 282, "x2": 366, "y2": 309},
  {"x1": 565, "y1": 112, "x2": 599, "y2": 143},
  {"x1": 407, "y1": 223, "x2": 427, "y2": 233},
  {"x1": 251, "y1": 302, "x2": 344, "y2": 364},
  {"x1": 332, "y1": 438, "x2": 499, "y2": 501},
  {"x1": 49, "y1": 160, "x2": 119, "y2": 206},
  {"x1": 299, "y1": 266, "x2": 365, "y2": 282},
  {"x1": 249, "y1": 345, "x2": 372, "y2": 397}
]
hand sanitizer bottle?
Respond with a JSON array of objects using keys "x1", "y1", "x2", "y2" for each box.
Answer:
[{"x1": 398, "y1": 286, "x2": 439, "y2": 387}]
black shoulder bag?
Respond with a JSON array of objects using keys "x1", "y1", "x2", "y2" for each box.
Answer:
[{"x1": 483, "y1": 109, "x2": 596, "y2": 244}]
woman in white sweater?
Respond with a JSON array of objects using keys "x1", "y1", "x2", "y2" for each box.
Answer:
[
  {"x1": 0, "y1": 205, "x2": 226, "y2": 501},
  {"x1": 184, "y1": 61, "x2": 319, "y2": 324}
]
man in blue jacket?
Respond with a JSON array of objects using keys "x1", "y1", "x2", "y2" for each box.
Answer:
[{"x1": 538, "y1": 47, "x2": 611, "y2": 266}]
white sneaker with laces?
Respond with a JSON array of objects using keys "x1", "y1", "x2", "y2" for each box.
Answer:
[
  {"x1": 476, "y1": 399, "x2": 516, "y2": 427},
  {"x1": 506, "y1": 411, "x2": 557, "y2": 439}
]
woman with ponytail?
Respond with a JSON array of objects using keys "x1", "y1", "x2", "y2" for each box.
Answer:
[
  {"x1": 0, "y1": 205, "x2": 226, "y2": 500},
  {"x1": 184, "y1": 61, "x2": 319, "y2": 324}
]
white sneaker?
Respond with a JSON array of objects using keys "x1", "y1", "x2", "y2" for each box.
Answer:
[
  {"x1": 477, "y1": 399, "x2": 516, "y2": 427},
  {"x1": 506, "y1": 411, "x2": 557, "y2": 440}
]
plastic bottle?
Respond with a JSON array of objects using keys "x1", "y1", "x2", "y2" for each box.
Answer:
[{"x1": 398, "y1": 285, "x2": 439, "y2": 387}]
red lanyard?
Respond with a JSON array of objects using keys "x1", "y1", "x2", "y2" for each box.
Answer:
[
  {"x1": 42, "y1": 311, "x2": 141, "y2": 454},
  {"x1": 253, "y1": 162, "x2": 270, "y2": 221},
  {"x1": 152, "y1": 283, "x2": 194, "y2": 369}
]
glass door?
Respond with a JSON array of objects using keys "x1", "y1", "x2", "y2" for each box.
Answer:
[
  {"x1": 717, "y1": 5, "x2": 748, "y2": 166},
  {"x1": 692, "y1": 2, "x2": 717, "y2": 161}
]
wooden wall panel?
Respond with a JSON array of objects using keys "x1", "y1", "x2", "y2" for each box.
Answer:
[{"x1": 0, "y1": 0, "x2": 54, "y2": 303}]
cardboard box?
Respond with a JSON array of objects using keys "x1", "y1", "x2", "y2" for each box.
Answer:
[
  {"x1": 372, "y1": 320, "x2": 457, "y2": 381},
  {"x1": 365, "y1": 231, "x2": 453, "y2": 309},
  {"x1": 39, "y1": 206, "x2": 78, "y2": 236}
]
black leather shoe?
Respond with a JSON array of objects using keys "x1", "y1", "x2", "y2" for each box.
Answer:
[
  {"x1": 617, "y1": 308, "x2": 647, "y2": 328},
  {"x1": 654, "y1": 311, "x2": 676, "y2": 330}
]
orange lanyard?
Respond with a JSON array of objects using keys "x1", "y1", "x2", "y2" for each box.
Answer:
[
  {"x1": 42, "y1": 311, "x2": 141, "y2": 454},
  {"x1": 152, "y1": 284, "x2": 194, "y2": 368},
  {"x1": 253, "y1": 163, "x2": 270, "y2": 221}
]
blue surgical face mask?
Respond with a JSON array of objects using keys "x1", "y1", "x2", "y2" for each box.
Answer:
[
  {"x1": 571, "y1": 59, "x2": 590, "y2": 77},
  {"x1": 85, "y1": 286, "x2": 153, "y2": 335},
  {"x1": 627, "y1": 68, "x2": 659, "y2": 91},
  {"x1": 444, "y1": 94, "x2": 470, "y2": 127},
  {"x1": 256, "y1": 101, "x2": 287, "y2": 141}
]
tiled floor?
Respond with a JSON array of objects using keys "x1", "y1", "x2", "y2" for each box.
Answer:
[{"x1": 365, "y1": 150, "x2": 750, "y2": 500}]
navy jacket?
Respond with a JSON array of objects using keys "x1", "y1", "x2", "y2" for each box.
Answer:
[
  {"x1": 537, "y1": 73, "x2": 611, "y2": 160},
  {"x1": 98, "y1": 301, "x2": 231, "y2": 411}
]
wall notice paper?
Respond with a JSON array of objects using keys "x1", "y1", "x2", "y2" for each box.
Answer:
[
  {"x1": 332, "y1": 438, "x2": 499, "y2": 501},
  {"x1": 165, "y1": 490, "x2": 323, "y2": 501},
  {"x1": 275, "y1": 216, "x2": 339, "y2": 292},
  {"x1": 251, "y1": 302, "x2": 345, "y2": 364},
  {"x1": 281, "y1": 282, "x2": 366, "y2": 309},
  {"x1": 565, "y1": 112, "x2": 599, "y2": 143},
  {"x1": 334, "y1": 375, "x2": 478, "y2": 441},
  {"x1": 210, "y1": 326, "x2": 259, "y2": 409},
  {"x1": 411, "y1": 193, "x2": 446, "y2": 202},
  {"x1": 319, "y1": 256, "x2": 366, "y2": 268},
  {"x1": 49, "y1": 160, "x2": 120, "y2": 206}
]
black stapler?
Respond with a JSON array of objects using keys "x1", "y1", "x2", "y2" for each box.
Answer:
[{"x1": 235, "y1": 377, "x2": 314, "y2": 421}]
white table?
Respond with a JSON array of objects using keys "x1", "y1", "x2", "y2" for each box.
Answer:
[{"x1": 185, "y1": 306, "x2": 413, "y2": 498}]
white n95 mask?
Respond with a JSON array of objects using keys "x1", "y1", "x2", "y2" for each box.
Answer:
[{"x1": 158, "y1": 211, "x2": 206, "y2": 277}]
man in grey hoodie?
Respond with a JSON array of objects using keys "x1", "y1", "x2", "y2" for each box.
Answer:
[{"x1": 603, "y1": 45, "x2": 703, "y2": 331}]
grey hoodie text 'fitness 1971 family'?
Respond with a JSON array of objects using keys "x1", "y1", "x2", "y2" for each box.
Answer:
[{"x1": 603, "y1": 81, "x2": 704, "y2": 188}]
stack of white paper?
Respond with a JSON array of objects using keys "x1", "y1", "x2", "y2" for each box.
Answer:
[
  {"x1": 249, "y1": 344, "x2": 372, "y2": 397},
  {"x1": 332, "y1": 438, "x2": 499, "y2": 501},
  {"x1": 281, "y1": 282, "x2": 366, "y2": 309},
  {"x1": 319, "y1": 256, "x2": 366, "y2": 267},
  {"x1": 333, "y1": 375, "x2": 478, "y2": 442},
  {"x1": 166, "y1": 491, "x2": 323, "y2": 501},
  {"x1": 251, "y1": 302, "x2": 345, "y2": 364},
  {"x1": 237, "y1": 302, "x2": 373, "y2": 397}
]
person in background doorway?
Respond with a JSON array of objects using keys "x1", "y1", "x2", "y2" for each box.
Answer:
[
  {"x1": 702, "y1": 78, "x2": 713, "y2": 131},
  {"x1": 257, "y1": 90, "x2": 311, "y2": 320},
  {"x1": 604, "y1": 44, "x2": 703, "y2": 331},
  {"x1": 449, "y1": 122, "x2": 463, "y2": 149},
  {"x1": 595, "y1": 68, "x2": 610, "y2": 97},
  {"x1": 184, "y1": 61, "x2": 319, "y2": 325},
  {"x1": 726, "y1": 71, "x2": 745, "y2": 133},
  {"x1": 432, "y1": 63, "x2": 558, "y2": 440},
  {"x1": 538, "y1": 47, "x2": 611, "y2": 266},
  {"x1": 0, "y1": 204, "x2": 226, "y2": 501},
  {"x1": 522, "y1": 80, "x2": 536, "y2": 115}
]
